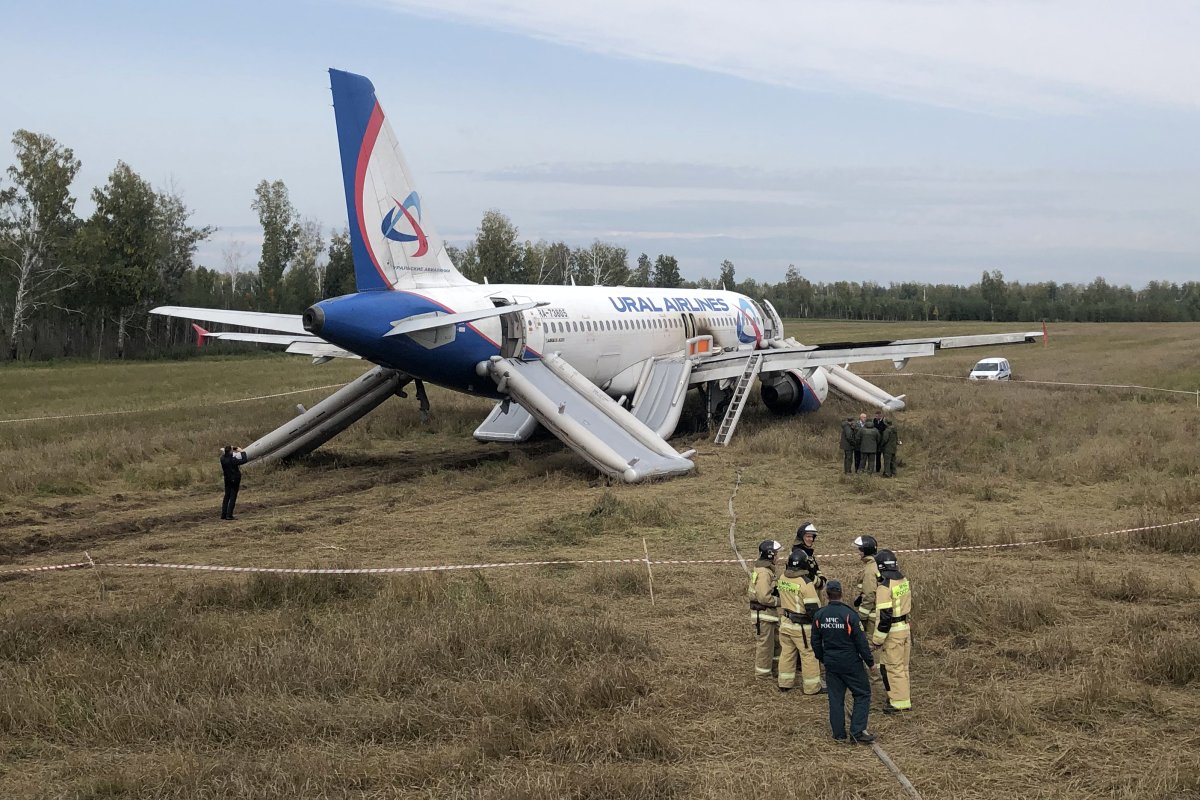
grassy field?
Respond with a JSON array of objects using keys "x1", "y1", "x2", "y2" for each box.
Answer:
[{"x1": 1, "y1": 321, "x2": 1199, "y2": 799}]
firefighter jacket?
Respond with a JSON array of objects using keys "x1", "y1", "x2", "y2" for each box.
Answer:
[
  {"x1": 873, "y1": 569, "x2": 913, "y2": 645},
  {"x1": 747, "y1": 558, "x2": 779, "y2": 623},
  {"x1": 858, "y1": 422, "x2": 881, "y2": 454},
  {"x1": 854, "y1": 555, "x2": 881, "y2": 622},
  {"x1": 812, "y1": 600, "x2": 874, "y2": 670},
  {"x1": 776, "y1": 568, "x2": 821, "y2": 626},
  {"x1": 880, "y1": 425, "x2": 899, "y2": 455},
  {"x1": 790, "y1": 544, "x2": 826, "y2": 592}
]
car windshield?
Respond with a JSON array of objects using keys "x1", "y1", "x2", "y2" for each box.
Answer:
[{"x1": 973, "y1": 362, "x2": 1000, "y2": 371}]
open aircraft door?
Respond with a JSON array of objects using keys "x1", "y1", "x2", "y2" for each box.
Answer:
[
  {"x1": 682, "y1": 312, "x2": 697, "y2": 339},
  {"x1": 491, "y1": 296, "x2": 529, "y2": 359}
]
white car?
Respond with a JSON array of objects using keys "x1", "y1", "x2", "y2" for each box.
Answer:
[{"x1": 969, "y1": 357, "x2": 1012, "y2": 381}]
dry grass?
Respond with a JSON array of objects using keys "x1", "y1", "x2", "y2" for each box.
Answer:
[{"x1": 2, "y1": 322, "x2": 1200, "y2": 798}]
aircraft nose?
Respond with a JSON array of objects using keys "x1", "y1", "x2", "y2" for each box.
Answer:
[{"x1": 302, "y1": 305, "x2": 325, "y2": 335}]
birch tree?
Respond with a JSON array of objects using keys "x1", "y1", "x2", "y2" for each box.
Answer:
[{"x1": 0, "y1": 130, "x2": 80, "y2": 360}]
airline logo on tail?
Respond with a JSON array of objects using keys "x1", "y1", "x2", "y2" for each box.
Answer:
[{"x1": 381, "y1": 191, "x2": 428, "y2": 256}]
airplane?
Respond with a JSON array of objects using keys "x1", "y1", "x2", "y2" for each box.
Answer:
[{"x1": 153, "y1": 69, "x2": 1042, "y2": 483}]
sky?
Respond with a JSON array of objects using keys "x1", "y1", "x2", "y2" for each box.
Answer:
[{"x1": 2, "y1": 0, "x2": 1198, "y2": 287}]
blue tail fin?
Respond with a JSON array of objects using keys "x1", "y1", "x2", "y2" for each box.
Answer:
[{"x1": 328, "y1": 69, "x2": 471, "y2": 291}]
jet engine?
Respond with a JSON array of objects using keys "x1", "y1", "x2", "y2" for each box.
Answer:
[{"x1": 760, "y1": 368, "x2": 828, "y2": 415}]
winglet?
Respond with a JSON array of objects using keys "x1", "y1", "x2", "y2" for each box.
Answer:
[{"x1": 191, "y1": 323, "x2": 210, "y2": 348}]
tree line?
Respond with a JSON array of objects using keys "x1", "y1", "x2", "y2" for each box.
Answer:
[{"x1": 4, "y1": 130, "x2": 1199, "y2": 361}]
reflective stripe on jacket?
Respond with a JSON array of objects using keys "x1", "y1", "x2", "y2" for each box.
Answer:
[{"x1": 873, "y1": 572, "x2": 912, "y2": 645}]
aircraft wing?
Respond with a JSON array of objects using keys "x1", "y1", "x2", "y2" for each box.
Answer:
[
  {"x1": 888, "y1": 331, "x2": 1043, "y2": 349},
  {"x1": 691, "y1": 342, "x2": 935, "y2": 383},
  {"x1": 151, "y1": 306, "x2": 308, "y2": 335},
  {"x1": 690, "y1": 330, "x2": 1042, "y2": 384}
]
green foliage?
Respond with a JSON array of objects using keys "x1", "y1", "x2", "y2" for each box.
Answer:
[
  {"x1": 281, "y1": 217, "x2": 324, "y2": 311},
  {"x1": 251, "y1": 179, "x2": 299, "y2": 311},
  {"x1": 631, "y1": 252, "x2": 652, "y2": 287},
  {"x1": 75, "y1": 162, "x2": 162, "y2": 356},
  {"x1": 323, "y1": 228, "x2": 355, "y2": 297},
  {"x1": 652, "y1": 254, "x2": 681, "y2": 288},
  {"x1": 717, "y1": 259, "x2": 735, "y2": 290},
  {"x1": 467, "y1": 209, "x2": 523, "y2": 283}
]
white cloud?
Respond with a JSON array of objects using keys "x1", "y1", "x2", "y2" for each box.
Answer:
[{"x1": 380, "y1": 0, "x2": 1200, "y2": 112}]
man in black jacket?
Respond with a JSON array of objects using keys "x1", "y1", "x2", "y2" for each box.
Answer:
[
  {"x1": 812, "y1": 580, "x2": 876, "y2": 744},
  {"x1": 220, "y1": 445, "x2": 247, "y2": 520},
  {"x1": 872, "y1": 414, "x2": 889, "y2": 472}
]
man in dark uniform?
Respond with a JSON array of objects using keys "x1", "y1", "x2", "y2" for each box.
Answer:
[
  {"x1": 812, "y1": 579, "x2": 876, "y2": 744},
  {"x1": 872, "y1": 414, "x2": 888, "y2": 472},
  {"x1": 857, "y1": 420, "x2": 880, "y2": 474},
  {"x1": 220, "y1": 445, "x2": 248, "y2": 520},
  {"x1": 880, "y1": 422, "x2": 899, "y2": 478},
  {"x1": 840, "y1": 418, "x2": 858, "y2": 474},
  {"x1": 853, "y1": 413, "x2": 867, "y2": 471}
]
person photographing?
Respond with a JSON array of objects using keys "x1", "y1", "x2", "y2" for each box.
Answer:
[{"x1": 220, "y1": 445, "x2": 248, "y2": 520}]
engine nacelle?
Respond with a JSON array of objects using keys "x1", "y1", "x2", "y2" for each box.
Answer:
[{"x1": 760, "y1": 368, "x2": 828, "y2": 415}]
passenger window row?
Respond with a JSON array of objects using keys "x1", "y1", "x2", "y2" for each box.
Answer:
[{"x1": 542, "y1": 316, "x2": 737, "y2": 334}]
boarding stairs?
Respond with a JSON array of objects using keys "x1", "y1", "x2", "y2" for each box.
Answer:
[
  {"x1": 481, "y1": 354, "x2": 695, "y2": 483},
  {"x1": 713, "y1": 352, "x2": 764, "y2": 446}
]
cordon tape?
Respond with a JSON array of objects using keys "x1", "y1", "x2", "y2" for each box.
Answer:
[{"x1": 3, "y1": 516, "x2": 1197, "y2": 578}]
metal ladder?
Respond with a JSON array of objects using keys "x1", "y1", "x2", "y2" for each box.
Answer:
[{"x1": 713, "y1": 352, "x2": 764, "y2": 446}]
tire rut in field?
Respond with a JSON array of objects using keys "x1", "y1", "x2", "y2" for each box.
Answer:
[{"x1": 0, "y1": 447, "x2": 541, "y2": 562}]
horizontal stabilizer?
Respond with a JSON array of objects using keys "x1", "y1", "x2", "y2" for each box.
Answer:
[
  {"x1": 384, "y1": 301, "x2": 547, "y2": 337},
  {"x1": 198, "y1": 331, "x2": 314, "y2": 346}
]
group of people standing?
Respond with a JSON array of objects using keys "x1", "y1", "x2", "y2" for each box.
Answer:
[
  {"x1": 840, "y1": 413, "x2": 900, "y2": 477},
  {"x1": 747, "y1": 524, "x2": 913, "y2": 744}
]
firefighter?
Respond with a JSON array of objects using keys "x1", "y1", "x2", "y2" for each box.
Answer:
[
  {"x1": 747, "y1": 539, "x2": 782, "y2": 679},
  {"x1": 872, "y1": 549, "x2": 913, "y2": 712},
  {"x1": 812, "y1": 580, "x2": 876, "y2": 744},
  {"x1": 852, "y1": 535, "x2": 881, "y2": 641},
  {"x1": 791, "y1": 521, "x2": 827, "y2": 603},
  {"x1": 775, "y1": 549, "x2": 824, "y2": 694}
]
